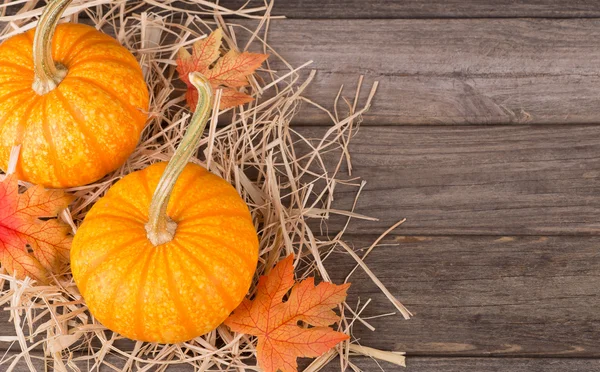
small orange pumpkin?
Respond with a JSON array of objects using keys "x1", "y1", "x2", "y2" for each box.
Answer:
[
  {"x1": 71, "y1": 73, "x2": 259, "y2": 343},
  {"x1": 0, "y1": 0, "x2": 148, "y2": 188}
]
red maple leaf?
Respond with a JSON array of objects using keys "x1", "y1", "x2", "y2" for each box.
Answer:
[
  {"x1": 224, "y1": 255, "x2": 350, "y2": 372},
  {"x1": 0, "y1": 174, "x2": 73, "y2": 283},
  {"x1": 176, "y1": 28, "x2": 268, "y2": 110}
]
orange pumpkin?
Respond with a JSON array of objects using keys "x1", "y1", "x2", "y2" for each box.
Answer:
[
  {"x1": 0, "y1": 0, "x2": 148, "y2": 188},
  {"x1": 71, "y1": 74, "x2": 259, "y2": 343}
]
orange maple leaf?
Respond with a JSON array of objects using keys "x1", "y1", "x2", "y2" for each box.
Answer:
[
  {"x1": 225, "y1": 255, "x2": 350, "y2": 372},
  {"x1": 176, "y1": 28, "x2": 268, "y2": 110},
  {"x1": 0, "y1": 174, "x2": 73, "y2": 284}
]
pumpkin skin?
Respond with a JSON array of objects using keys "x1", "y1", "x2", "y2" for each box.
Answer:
[
  {"x1": 71, "y1": 162, "x2": 259, "y2": 343},
  {"x1": 0, "y1": 23, "x2": 149, "y2": 188}
]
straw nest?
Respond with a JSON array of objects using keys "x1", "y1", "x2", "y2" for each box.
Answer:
[{"x1": 0, "y1": 1, "x2": 409, "y2": 370}]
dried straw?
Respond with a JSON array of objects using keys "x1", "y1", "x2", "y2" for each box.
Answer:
[{"x1": 0, "y1": 1, "x2": 408, "y2": 370}]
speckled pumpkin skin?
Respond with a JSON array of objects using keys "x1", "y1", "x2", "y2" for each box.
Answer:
[
  {"x1": 71, "y1": 162, "x2": 259, "y2": 343},
  {"x1": 0, "y1": 23, "x2": 148, "y2": 188}
]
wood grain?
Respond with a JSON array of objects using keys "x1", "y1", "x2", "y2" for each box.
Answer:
[
  {"x1": 325, "y1": 235, "x2": 600, "y2": 356},
  {"x1": 254, "y1": 18, "x2": 600, "y2": 125},
  {"x1": 7, "y1": 1, "x2": 600, "y2": 19},
  {"x1": 299, "y1": 125, "x2": 600, "y2": 235},
  {"x1": 221, "y1": 0, "x2": 600, "y2": 19},
  {"x1": 392, "y1": 357, "x2": 600, "y2": 372}
]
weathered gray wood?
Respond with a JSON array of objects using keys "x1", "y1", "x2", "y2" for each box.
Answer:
[
  {"x1": 347, "y1": 357, "x2": 600, "y2": 372},
  {"x1": 325, "y1": 235, "x2": 600, "y2": 356},
  {"x1": 257, "y1": 18, "x2": 600, "y2": 125},
  {"x1": 223, "y1": 0, "x2": 600, "y2": 19},
  {"x1": 2, "y1": 236, "x2": 600, "y2": 357},
  {"x1": 302, "y1": 125, "x2": 600, "y2": 235},
  {"x1": 393, "y1": 357, "x2": 600, "y2": 372},
  {"x1": 4, "y1": 353, "x2": 600, "y2": 372},
  {"x1": 8, "y1": 1, "x2": 600, "y2": 19}
]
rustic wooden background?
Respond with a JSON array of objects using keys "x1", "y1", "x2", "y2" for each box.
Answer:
[{"x1": 3, "y1": 0, "x2": 600, "y2": 371}]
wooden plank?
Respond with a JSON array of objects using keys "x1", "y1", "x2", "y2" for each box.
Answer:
[
  {"x1": 302, "y1": 125, "x2": 600, "y2": 235},
  {"x1": 389, "y1": 358, "x2": 600, "y2": 372},
  {"x1": 4, "y1": 353, "x2": 600, "y2": 372},
  {"x1": 2, "y1": 236, "x2": 599, "y2": 357},
  {"x1": 256, "y1": 18, "x2": 600, "y2": 125},
  {"x1": 324, "y1": 235, "x2": 600, "y2": 356},
  {"x1": 222, "y1": 1, "x2": 600, "y2": 19},
  {"x1": 6, "y1": 1, "x2": 600, "y2": 19}
]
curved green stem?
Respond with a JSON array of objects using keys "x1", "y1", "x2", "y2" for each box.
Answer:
[
  {"x1": 145, "y1": 73, "x2": 214, "y2": 246},
  {"x1": 32, "y1": 0, "x2": 72, "y2": 95}
]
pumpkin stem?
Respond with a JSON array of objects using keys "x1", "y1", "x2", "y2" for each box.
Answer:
[
  {"x1": 145, "y1": 73, "x2": 214, "y2": 246},
  {"x1": 32, "y1": 0, "x2": 72, "y2": 95}
]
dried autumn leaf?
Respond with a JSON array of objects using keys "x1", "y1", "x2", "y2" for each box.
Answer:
[
  {"x1": 0, "y1": 174, "x2": 73, "y2": 283},
  {"x1": 225, "y1": 255, "x2": 350, "y2": 372},
  {"x1": 176, "y1": 28, "x2": 268, "y2": 110}
]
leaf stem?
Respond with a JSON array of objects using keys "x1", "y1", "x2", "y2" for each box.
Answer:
[
  {"x1": 145, "y1": 73, "x2": 213, "y2": 246},
  {"x1": 32, "y1": 0, "x2": 72, "y2": 95}
]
